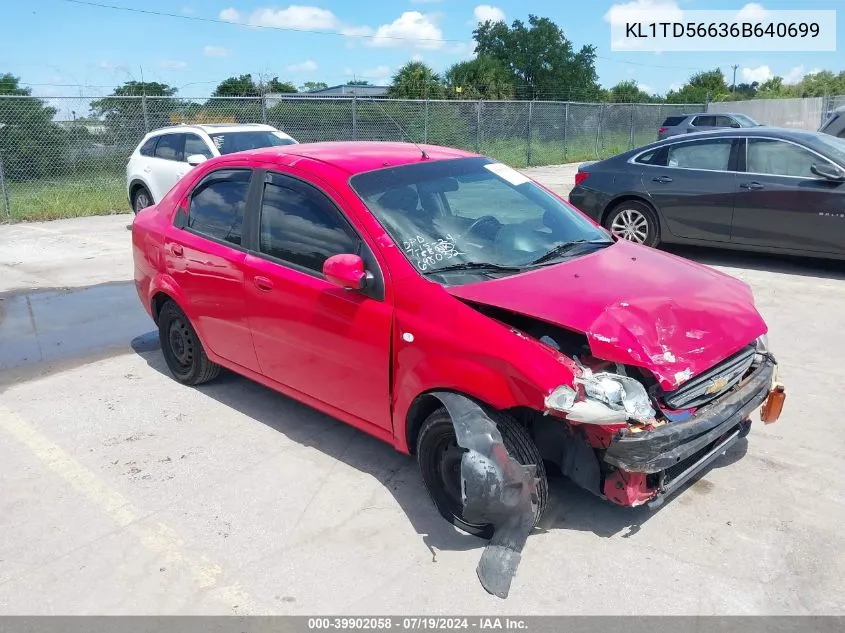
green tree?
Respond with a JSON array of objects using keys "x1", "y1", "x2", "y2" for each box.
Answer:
[
  {"x1": 444, "y1": 56, "x2": 515, "y2": 100},
  {"x1": 0, "y1": 73, "x2": 69, "y2": 181},
  {"x1": 606, "y1": 80, "x2": 659, "y2": 103},
  {"x1": 300, "y1": 81, "x2": 329, "y2": 92},
  {"x1": 387, "y1": 61, "x2": 444, "y2": 99},
  {"x1": 665, "y1": 69, "x2": 730, "y2": 104},
  {"x1": 90, "y1": 81, "x2": 180, "y2": 142},
  {"x1": 473, "y1": 15, "x2": 601, "y2": 100}
]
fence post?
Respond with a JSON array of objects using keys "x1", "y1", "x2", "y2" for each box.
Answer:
[
  {"x1": 352, "y1": 95, "x2": 358, "y2": 141},
  {"x1": 424, "y1": 99, "x2": 429, "y2": 144},
  {"x1": 563, "y1": 101, "x2": 569, "y2": 162},
  {"x1": 0, "y1": 152, "x2": 10, "y2": 220},
  {"x1": 594, "y1": 103, "x2": 604, "y2": 158},
  {"x1": 141, "y1": 94, "x2": 150, "y2": 133},
  {"x1": 476, "y1": 100, "x2": 482, "y2": 152},
  {"x1": 526, "y1": 100, "x2": 533, "y2": 167},
  {"x1": 629, "y1": 103, "x2": 635, "y2": 149}
]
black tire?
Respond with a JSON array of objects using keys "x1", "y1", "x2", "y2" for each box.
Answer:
[
  {"x1": 157, "y1": 300, "x2": 221, "y2": 385},
  {"x1": 132, "y1": 186, "x2": 153, "y2": 214},
  {"x1": 605, "y1": 199, "x2": 661, "y2": 248},
  {"x1": 416, "y1": 406, "x2": 548, "y2": 539}
]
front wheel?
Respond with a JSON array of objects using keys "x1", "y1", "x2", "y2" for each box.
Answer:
[
  {"x1": 605, "y1": 200, "x2": 661, "y2": 248},
  {"x1": 416, "y1": 407, "x2": 548, "y2": 539}
]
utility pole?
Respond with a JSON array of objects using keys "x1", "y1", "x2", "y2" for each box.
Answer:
[{"x1": 731, "y1": 64, "x2": 739, "y2": 93}]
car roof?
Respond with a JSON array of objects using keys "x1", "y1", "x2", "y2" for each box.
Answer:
[
  {"x1": 233, "y1": 141, "x2": 479, "y2": 175},
  {"x1": 147, "y1": 123, "x2": 284, "y2": 135}
]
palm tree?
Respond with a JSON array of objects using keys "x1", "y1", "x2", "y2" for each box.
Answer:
[{"x1": 387, "y1": 61, "x2": 444, "y2": 99}]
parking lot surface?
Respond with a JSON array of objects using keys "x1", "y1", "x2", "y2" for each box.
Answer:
[{"x1": 1, "y1": 164, "x2": 844, "y2": 615}]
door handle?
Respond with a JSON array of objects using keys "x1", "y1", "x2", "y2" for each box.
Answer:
[
  {"x1": 170, "y1": 244, "x2": 183, "y2": 257},
  {"x1": 652, "y1": 176, "x2": 673, "y2": 183},
  {"x1": 740, "y1": 181, "x2": 764, "y2": 190},
  {"x1": 253, "y1": 276, "x2": 274, "y2": 291}
]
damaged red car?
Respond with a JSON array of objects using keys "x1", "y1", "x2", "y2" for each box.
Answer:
[{"x1": 133, "y1": 141, "x2": 786, "y2": 538}]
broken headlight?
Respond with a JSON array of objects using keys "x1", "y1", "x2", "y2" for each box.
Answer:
[
  {"x1": 545, "y1": 372, "x2": 656, "y2": 425},
  {"x1": 754, "y1": 334, "x2": 770, "y2": 363}
]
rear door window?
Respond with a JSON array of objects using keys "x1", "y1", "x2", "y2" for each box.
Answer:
[
  {"x1": 666, "y1": 138, "x2": 734, "y2": 171},
  {"x1": 154, "y1": 134, "x2": 185, "y2": 161},
  {"x1": 187, "y1": 169, "x2": 252, "y2": 246},
  {"x1": 691, "y1": 115, "x2": 716, "y2": 127},
  {"x1": 661, "y1": 116, "x2": 686, "y2": 127}
]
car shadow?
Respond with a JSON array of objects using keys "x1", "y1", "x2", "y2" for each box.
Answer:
[
  {"x1": 131, "y1": 332, "x2": 749, "y2": 551},
  {"x1": 663, "y1": 244, "x2": 845, "y2": 281}
]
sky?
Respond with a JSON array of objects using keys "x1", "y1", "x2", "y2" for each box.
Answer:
[{"x1": 2, "y1": 0, "x2": 844, "y2": 118}]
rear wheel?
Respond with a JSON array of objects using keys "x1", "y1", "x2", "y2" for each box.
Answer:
[
  {"x1": 416, "y1": 407, "x2": 548, "y2": 539},
  {"x1": 157, "y1": 300, "x2": 221, "y2": 385},
  {"x1": 132, "y1": 187, "x2": 153, "y2": 214},
  {"x1": 605, "y1": 200, "x2": 661, "y2": 248}
]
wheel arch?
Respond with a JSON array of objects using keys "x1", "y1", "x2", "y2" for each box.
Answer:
[
  {"x1": 129, "y1": 178, "x2": 152, "y2": 202},
  {"x1": 600, "y1": 194, "x2": 661, "y2": 227},
  {"x1": 404, "y1": 388, "x2": 530, "y2": 456}
]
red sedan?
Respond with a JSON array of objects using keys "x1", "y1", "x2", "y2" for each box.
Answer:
[{"x1": 132, "y1": 141, "x2": 785, "y2": 538}]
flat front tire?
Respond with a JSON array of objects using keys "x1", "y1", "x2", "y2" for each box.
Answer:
[
  {"x1": 157, "y1": 300, "x2": 221, "y2": 385},
  {"x1": 416, "y1": 407, "x2": 548, "y2": 539}
]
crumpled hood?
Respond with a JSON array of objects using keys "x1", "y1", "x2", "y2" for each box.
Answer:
[{"x1": 447, "y1": 240, "x2": 767, "y2": 391}]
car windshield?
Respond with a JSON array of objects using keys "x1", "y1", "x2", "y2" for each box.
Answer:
[
  {"x1": 208, "y1": 130, "x2": 296, "y2": 154},
  {"x1": 813, "y1": 132, "x2": 845, "y2": 163},
  {"x1": 733, "y1": 114, "x2": 760, "y2": 127},
  {"x1": 349, "y1": 157, "x2": 611, "y2": 281}
]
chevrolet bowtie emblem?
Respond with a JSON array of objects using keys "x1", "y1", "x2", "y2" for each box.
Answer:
[{"x1": 705, "y1": 376, "x2": 729, "y2": 395}]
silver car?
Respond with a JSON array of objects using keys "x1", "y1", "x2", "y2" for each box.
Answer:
[{"x1": 657, "y1": 112, "x2": 761, "y2": 140}]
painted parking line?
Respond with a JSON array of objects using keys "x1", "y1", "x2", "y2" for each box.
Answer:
[{"x1": 0, "y1": 405, "x2": 268, "y2": 614}]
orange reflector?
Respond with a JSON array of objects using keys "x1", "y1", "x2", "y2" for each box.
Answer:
[{"x1": 761, "y1": 384, "x2": 786, "y2": 424}]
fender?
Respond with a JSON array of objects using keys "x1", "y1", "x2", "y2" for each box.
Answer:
[
  {"x1": 392, "y1": 350, "x2": 561, "y2": 454},
  {"x1": 147, "y1": 272, "x2": 191, "y2": 324},
  {"x1": 128, "y1": 177, "x2": 153, "y2": 202}
]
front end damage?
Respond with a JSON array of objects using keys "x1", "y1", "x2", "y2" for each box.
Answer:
[{"x1": 541, "y1": 338, "x2": 786, "y2": 509}]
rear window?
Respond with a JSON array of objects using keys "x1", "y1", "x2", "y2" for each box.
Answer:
[{"x1": 662, "y1": 116, "x2": 686, "y2": 127}]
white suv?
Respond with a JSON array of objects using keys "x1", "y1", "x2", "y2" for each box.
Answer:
[{"x1": 126, "y1": 123, "x2": 298, "y2": 213}]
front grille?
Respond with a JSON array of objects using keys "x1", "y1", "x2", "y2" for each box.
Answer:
[{"x1": 663, "y1": 345, "x2": 756, "y2": 410}]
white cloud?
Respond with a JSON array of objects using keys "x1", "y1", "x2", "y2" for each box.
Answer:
[
  {"x1": 344, "y1": 65, "x2": 392, "y2": 85},
  {"x1": 473, "y1": 5, "x2": 506, "y2": 24},
  {"x1": 245, "y1": 6, "x2": 340, "y2": 29},
  {"x1": 605, "y1": 0, "x2": 683, "y2": 50},
  {"x1": 637, "y1": 83, "x2": 653, "y2": 94},
  {"x1": 736, "y1": 3, "x2": 768, "y2": 21},
  {"x1": 286, "y1": 59, "x2": 319, "y2": 73},
  {"x1": 604, "y1": 0, "x2": 683, "y2": 26},
  {"x1": 783, "y1": 65, "x2": 821, "y2": 84},
  {"x1": 219, "y1": 7, "x2": 240, "y2": 22},
  {"x1": 160, "y1": 60, "x2": 188, "y2": 70},
  {"x1": 741, "y1": 65, "x2": 773, "y2": 83},
  {"x1": 99, "y1": 60, "x2": 128, "y2": 72},
  {"x1": 203, "y1": 45, "x2": 230, "y2": 57},
  {"x1": 368, "y1": 11, "x2": 444, "y2": 49}
]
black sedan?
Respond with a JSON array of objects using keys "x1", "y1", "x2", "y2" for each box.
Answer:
[{"x1": 568, "y1": 127, "x2": 845, "y2": 259}]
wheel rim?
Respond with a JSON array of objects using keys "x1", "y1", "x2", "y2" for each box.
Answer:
[
  {"x1": 167, "y1": 317, "x2": 194, "y2": 370},
  {"x1": 610, "y1": 208, "x2": 650, "y2": 244},
  {"x1": 134, "y1": 192, "x2": 150, "y2": 212}
]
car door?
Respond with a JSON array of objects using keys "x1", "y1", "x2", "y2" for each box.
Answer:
[
  {"x1": 150, "y1": 133, "x2": 187, "y2": 201},
  {"x1": 639, "y1": 136, "x2": 739, "y2": 242},
  {"x1": 731, "y1": 137, "x2": 845, "y2": 255},
  {"x1": 242, "y1": 170, "x2": 393, "y2": 433},
  {"x1": 164, "y1": 166, "x2": 262, "y2": 372}
]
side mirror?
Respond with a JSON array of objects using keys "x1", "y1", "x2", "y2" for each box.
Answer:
[
  {"x1": 323, "y1": 254, "x2": 371, "y2": 291},
  {"x1": 811, "y1": 162, "x2": 845, "y2": 181},
  {"x1": 187, "y1": 154, "x2": 208, "y2": 166}
]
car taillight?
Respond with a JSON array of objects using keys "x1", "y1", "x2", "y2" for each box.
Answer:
[
  {"x1": 658, "y1": 127, "x2": 668, "y2": 134},
  {"x1": 575, "y1": 171, "x2": 590, "y2": 186}
]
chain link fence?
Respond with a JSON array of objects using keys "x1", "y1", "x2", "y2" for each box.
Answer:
[{"x1": 0, "y1": 94, "x2": 702, "y2": 221}]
